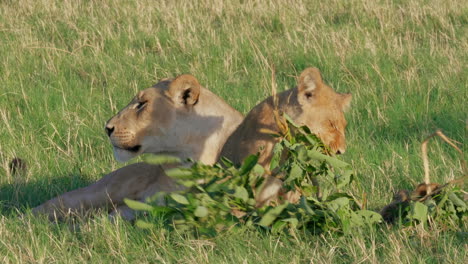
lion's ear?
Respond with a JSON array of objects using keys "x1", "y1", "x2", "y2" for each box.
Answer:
[
  {"x1": 297, "y1": 67, "x2": 323, "y2": 100},
  {"x1": 168, "y1": 74, "x2": 200, "y2": 106},
  {"x1": 339, "y1": 93, "x2": 352, "y2": 112}
]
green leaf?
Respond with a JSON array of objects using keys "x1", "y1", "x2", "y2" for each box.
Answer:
[
  {"x1": 239, "y1": 154, "x2": 259, "y2": 175},
  {"x1": 283, "y1": 114, "x2": 300, "y2": 128},
  {"x1": 284, "y1": 163, "x2": 303, "y2": 184},
  {"x1": 354, "y1": 210, "x2": 383, "y2": 225},
  {"x1": 220, "y1": 157, "x2": 234, "y2": 167},
  {"x1": 271, "y1": 221, "x2": 287, "y2": 233},
  {"x1": 410, "y1": 202, "x2": 428, "y2": 223},
  {"x1": 295, "y1": 146, "x2": 308, "y2": 163},
  {"x1": 258, "y1": 202, "x2": 289, "y2": 227},
  {"x1": 252, "y1": 164, "x2": 265, "y2": 175},
  {"x1": 270, "y1": 143, "x2": 283, "y2": 171},
  {"x1": 233, "y1": 186, "x2": 249, "y2": 202},
  {"x1": 248, "y1": 165, "x2": 265, "y2": 187},
  {"x1": 124, "y1": 198, "x2": 154, "y2": 211},
  {"x1": 307, "y1": 149, "x2": 349, "y2": 168},
  {"x1": 304, "y1": 133, "x2": 321, "y2": 146},
  {"x1": 151, "y1": 205, "x2": 177, "y2": 215},
  {"x1": 176, "y1": 180, "x2": 196, "y2": 188},
  {"x1": 448, "y1": 192, "x2": 467, "y2": 212},
  {"x1": 143, "y1": 155, "x2": 181, "y2": 165},
  {"x1": 170, "y1": 193, "x2": 190, "y2": 205},
  {"x1": 194, "y1": 206, "x2": 209, "y2": 218},
  {"x1": 327, "y1": 197, "x2": 350, "y2": 212},
  {"x1": 165, "y1": 168, "x2": 193, "y2": 179},
  {"x1": 300, "y1": 196, "x2": 316, "y2": 215},
  {"x1": 281, "y1": 217, "x2": 299, "y2": 228},
  {"x1": 205, "y1": 181, "x2": 224, "y2": 192},
  {"x1": 135, "y1": 220, "x2": 155, "y2": 229},
  {"x1": 335, "y1": 170, "x2": 353, "y2": 188},
  {"x1": 436, "y1": 192, "x2": 449, "y2": 209}
]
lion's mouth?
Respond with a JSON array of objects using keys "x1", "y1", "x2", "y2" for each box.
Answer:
[
  {"x1": 127, "y1": 145, "x2": 142, "y2": 152},
  {"x1": 115, "y1": 145, "x2": 142, "y2": 153}
]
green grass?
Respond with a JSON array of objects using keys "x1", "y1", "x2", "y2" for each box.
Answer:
[{"x1": 0, "y1": 0, "x2": 467, "y2": 262}]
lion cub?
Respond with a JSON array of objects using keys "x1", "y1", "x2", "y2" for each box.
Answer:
[{"x1": 219, "y1": 67, "x2": 352, "y2": 205}]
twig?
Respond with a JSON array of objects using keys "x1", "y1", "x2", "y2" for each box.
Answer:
[{"x1": 421, "y1": 129, "x2": 467, "y2": 195}]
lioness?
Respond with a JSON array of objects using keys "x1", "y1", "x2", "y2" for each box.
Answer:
[
  {"x1": 33, "y1": 74, "x2": 244, "y2": 219},
  {"x1": 219, "y1": 67, "x2": 351, "y2": 205}
]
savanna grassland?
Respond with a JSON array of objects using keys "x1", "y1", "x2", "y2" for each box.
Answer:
[{"x1": 0, "y1": 0, "x2": 467, "y2": 263}]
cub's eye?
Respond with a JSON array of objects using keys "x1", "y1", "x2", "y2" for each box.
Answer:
[{"x1": 136, "y1": 101, "x2": 148, "y2": 111}]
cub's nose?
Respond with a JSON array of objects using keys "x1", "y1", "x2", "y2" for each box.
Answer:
[
  {"x1": 336, "y1": 148, "x2": 345, "y2": 155},
  {"x1": 105, "y1": 125, "x2": 115, "y2": 137}
]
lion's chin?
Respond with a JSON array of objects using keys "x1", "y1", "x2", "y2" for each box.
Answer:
[{"x1": 113, "y1": 147, "x2": 140, "y2": 162}]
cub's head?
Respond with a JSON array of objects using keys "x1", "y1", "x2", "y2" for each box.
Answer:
[
  {"x1": 289, "y1": 67, "x2": 352, "y2": 154},
  {"x1": 105, "y1": 74, "x2": 202, "y2": 162}
]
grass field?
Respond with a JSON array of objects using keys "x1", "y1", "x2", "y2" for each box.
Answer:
[{"x1": 0, "y1": 0, "x2": 467, "y2": 262}]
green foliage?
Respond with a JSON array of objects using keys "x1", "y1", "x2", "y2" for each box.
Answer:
[
  {"x1": 127, "y1": 117, "x2": 467, "y2": 237},
  {"x1": 126, "y1": 115, "x2": 382, "y2": 237},
  {"x1": 401, "y1": 187, "x2": 467, "y2": 228},
  {"x1": 0, "y1": 0, "x2": 466, "y2": 262}
]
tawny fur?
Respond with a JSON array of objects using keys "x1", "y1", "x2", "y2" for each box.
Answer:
[
  {"x1": 220, "y1": 67, "x2": 352, "y2": 205},
  {"x1": 33, "y1": 74, "x2": 244, "y2": 220},
  {"x1": 33, "y1": 68, "x2": 352, "y2": 220},
  {"x1": 220, "y1": 67, "x2": 351, "y2": 166}
]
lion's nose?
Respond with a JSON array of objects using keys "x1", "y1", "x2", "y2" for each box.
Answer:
[
  {"x1": 105, "y1": 126, "x2": 115, "y2": 137},
  {"x1": 336, "y1": 148, "x2": 345, "y2": 155}
]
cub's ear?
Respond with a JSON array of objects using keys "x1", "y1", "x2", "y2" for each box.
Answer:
[
  {"x1": 298, "y1": 67, "x2": 323, "y2": 95},
  {"x1": 168, "y1": 74, "x2": 201, "y2": 106},
  {"x1": 340, "y1": 93, "x2": 352, "y2": 112}
]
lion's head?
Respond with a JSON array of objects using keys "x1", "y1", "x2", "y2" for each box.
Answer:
[
  {"x1": 105, "y1": 74, "x2": 243, "y2": 163},
  {"x1": 288, "y1": 67, "x2": 352, "y2": 154},
  {"x1": 220, "y1": 67, "x2": 352, "y2": 166}
]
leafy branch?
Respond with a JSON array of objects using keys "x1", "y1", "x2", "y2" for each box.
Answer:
[
  {"x1": 125, "y1": 120, "x2": 466, "y2": 237},
  {"x1": 125, "y1": 114, "x2": 383, "y2": 237}
]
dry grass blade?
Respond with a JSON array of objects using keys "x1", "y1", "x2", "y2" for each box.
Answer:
[
  {"x1": 420, "y1": 129, "x2": 467, "y2": 196},
  {"x1": 270, "y1": 65, "x2": 288, "y2": 136}
]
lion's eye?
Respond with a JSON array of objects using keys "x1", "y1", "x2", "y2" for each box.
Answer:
[{"x1": 136, "y1": 101, "x2": 147, "y2": 111}]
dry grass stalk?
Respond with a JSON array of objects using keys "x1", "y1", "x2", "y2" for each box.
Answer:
[{"x1": 421, "y1": 129, "x2": 467, "y2": 195}]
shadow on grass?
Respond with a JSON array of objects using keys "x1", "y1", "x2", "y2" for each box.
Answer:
[{"x1": 0, "y1": 173, "x2": 94, "y2": 215}]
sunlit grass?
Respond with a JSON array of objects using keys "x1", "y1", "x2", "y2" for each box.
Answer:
[{"x1": 0, "y1": 0, "x2": 466, "y2": 262}]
